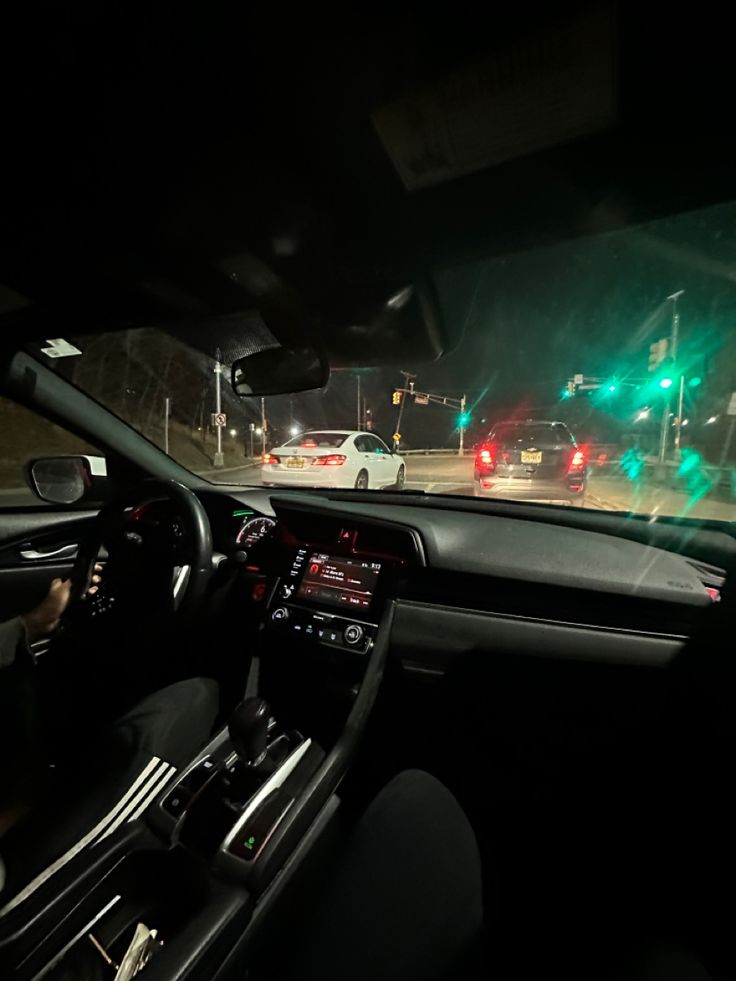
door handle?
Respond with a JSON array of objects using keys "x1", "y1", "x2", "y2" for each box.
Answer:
[{"x1": 19, "y1": 543, "x2": 78, "y2": 562}]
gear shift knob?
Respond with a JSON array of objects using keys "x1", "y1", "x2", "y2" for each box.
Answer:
[{"x1": 229, "y1": 697, "x2": 270, "y2": 767}]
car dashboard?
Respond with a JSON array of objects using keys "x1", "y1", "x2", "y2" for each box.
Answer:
[{"x1": 201, "y1": 488, "x2": 722, "y2": 677}]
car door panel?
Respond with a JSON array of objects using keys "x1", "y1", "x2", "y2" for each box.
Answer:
[{"x1": 0, "y1": 510, "x2": 97, "y2": 619}]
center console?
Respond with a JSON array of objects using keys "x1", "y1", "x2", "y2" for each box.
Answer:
[
  {"x1": 1, "y1": 504, "x2": 418, "y2": 981},
  {"x1": 268, "y1": 548, "x2": 383, "y2": 655}
]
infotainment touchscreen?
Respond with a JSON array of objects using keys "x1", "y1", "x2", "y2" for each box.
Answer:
[{"x1": 296, "y1": 553, "x2": 381, "y2": 610}]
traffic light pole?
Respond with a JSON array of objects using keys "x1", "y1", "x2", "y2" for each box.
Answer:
[
  {"x1": 668, "y1": 291, "x2": 683, "y2": 458},
  {"x1": 459, "y1": 394, "x2": 466, "y2": 457},
  {"x1": 392, "y1": 381, "x2": 467, "y2": 453},
  {"x1": 393, "y1": 371, "x2": 416, "y2": 448}
]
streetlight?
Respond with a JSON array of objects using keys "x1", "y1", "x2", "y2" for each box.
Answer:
[
  {"x1": 706, "y1": 415, "x2": 718, "y2": 425},
  {"x1": 255, "y1": 427, "x2": 263, "y2": 436},
  {"x1": 229, "y1": 428, "x2": 237, "y2": 438},
  {"x1": 289, "y1": 425, "x2": 300, "y2": 437},
  {"x1": 635, "y1": 409, "x2": 650, "y2": 422}
]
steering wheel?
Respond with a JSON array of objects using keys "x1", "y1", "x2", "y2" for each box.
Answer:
[{"x1": 69, "y1": 479, "x2": 214, "y2": 620}]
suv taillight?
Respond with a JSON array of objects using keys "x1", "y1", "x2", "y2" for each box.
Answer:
[
  {"x1": 475, "y1": 443, "x2": 497, "y2": 471},
  {"x1": 567, "y1": 447, "x2": 587, "y2": 474},
  {"x1": 311, "y1": 454, "x2": 347, "y2": 466}
]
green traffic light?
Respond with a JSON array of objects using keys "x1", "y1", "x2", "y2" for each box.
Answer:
[
  {"x1": 560, "y1": 388, "x2": 572, "y2": 400},
  {"x1": 607, "y1": 384, "x2": 617, "y2": 392},
  {"x1": 659, "y1": 377, "x2": 673, "y2": 389},
  {"x1": 688, "y1": 376, "x2": 703, "y2": 388},
  {"x1": 458, "y1": 412, "x2": 471, "y2": 427}
]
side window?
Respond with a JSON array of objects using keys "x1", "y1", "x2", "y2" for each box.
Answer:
[
  {"x1": 0, "y1": 396, "x2": 100, "y2": 506},
  {"x1": 369, "y1": 435, "x2": 389, "y2": 454},
  {"x1": 354, "y1": 436, "x2": 371, "y2": 453}
]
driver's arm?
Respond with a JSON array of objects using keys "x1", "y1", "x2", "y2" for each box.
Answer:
[
  {"x1": 0, "y1": 568, "x2": 102, "y2": 666},
  {"x1": 0, "y1": 579, "x2": 72, "y2": 669}
]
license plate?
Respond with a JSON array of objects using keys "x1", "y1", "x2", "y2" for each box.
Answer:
[
  {"x1": 286, "y1": 457, "x2": 305, "y2": 469},
  {"x1": 521, "y1": 451, "x2": 542, "y2": 464}
]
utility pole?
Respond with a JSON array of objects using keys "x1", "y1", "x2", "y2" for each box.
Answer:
[
  {"x1": 164, "y1": 397, "x2": 170, "y2": 455},
  {"x1": 260, "y1": 396, "x2": 267, "y2": 457},
  {"x1": 213, "y1": 350, "x2": 224, "y2": 468},
  {"x1": 357, "y1": 374, "x2": 362, "y2": 430}
]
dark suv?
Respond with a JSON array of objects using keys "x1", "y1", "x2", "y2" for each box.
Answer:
[{"x1": 474, "y1": 420, "x2": 587, "y2": 505}]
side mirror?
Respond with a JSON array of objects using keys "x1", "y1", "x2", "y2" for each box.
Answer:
[
  {"x1": 231, "y1": 345, "x2": 328, "y2": 397},
  {"x1": 27, "y1": 456, "x2": 107, "y2": 505}
]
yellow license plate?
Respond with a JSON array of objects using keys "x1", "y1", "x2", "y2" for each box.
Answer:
[
  {"x1": 286, "y1": 457, "x2": 305, "y2": 469},
  {"x1": 521, "y1": 451, "x2": 542, "y2": 463}
]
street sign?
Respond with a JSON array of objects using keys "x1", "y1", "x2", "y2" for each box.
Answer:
[
  {"x1": 573, "y1": 373, "x2": 584, "y2": 385},
  {"x1": 728, "y1": 392, "x2": 736, "y2": 416},
  {"x1": 393, "y1": 432, "x2": 401, "y2": 441},
  {"x1": 414, "y1": 394, "x2": 429, "y2": 405},
  {"x1": 648, "y1": 338, "x2": 669, "y2": 371},
  {"x1": 212, "y1": 412, "x2": 227, "y2": 427}
]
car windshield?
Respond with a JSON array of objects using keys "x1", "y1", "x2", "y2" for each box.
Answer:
[
  {"x1": 283, "y1": 433, "x2": 348, "y2": 448},
  {"x1": 38, "y1": 200, "x2": 736, "y2": 522}
]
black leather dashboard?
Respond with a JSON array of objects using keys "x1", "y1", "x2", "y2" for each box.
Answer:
[{"x1": 266, "y1": 494, "x2": 712, "y2": 608}]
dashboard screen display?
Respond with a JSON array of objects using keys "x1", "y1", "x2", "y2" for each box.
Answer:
[{"x1": 296, "y1": 553, "x2": 381, "y2": 610}]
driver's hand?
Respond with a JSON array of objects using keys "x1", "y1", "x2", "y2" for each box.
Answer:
[
  {"x1": 21, "y1": 566, "x2": 102, "y2": 643},
  {"x1": 22, "y1": 578, "x2": 71, "y2": 643}
]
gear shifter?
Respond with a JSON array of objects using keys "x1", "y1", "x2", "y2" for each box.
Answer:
[{"x1": 229, "y1": 697, "x2": 270, "y2": 769}]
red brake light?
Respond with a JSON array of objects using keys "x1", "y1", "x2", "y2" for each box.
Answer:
[
  {"x1": 262, "y1": 453, "x2": 280, "y2": 465},
  {"x1": 311, "y1": 454, "x2": 347, "y2": 466},
  {"x1": 567, "y1": 448, "x2": 587, "y2": 473},
  {"x1": 476, "y1": 442, "x2": 498, "y2": 470}
]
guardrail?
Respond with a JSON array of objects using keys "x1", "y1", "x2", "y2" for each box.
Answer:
[{"x1": 400, "y1": 449, "x2": 463, "y2": 456}]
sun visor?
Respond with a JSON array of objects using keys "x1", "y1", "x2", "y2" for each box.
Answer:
[{"x1": 373, "y1": 4, "x2": 617, "y2": 192}]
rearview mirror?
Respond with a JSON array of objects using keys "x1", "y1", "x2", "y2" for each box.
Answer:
[
  {"x1": 27, "y1": 456, "x2": 107, "y2": 505},
  {"x1": 231, "y1": 345, "x2": 328, "y2": 397}
]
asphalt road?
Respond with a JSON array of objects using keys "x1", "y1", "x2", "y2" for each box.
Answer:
[{"x1": 203, "y1": 456, "x2": 736, "y2": 521}]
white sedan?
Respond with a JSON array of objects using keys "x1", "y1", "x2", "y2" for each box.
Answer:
[{"x1": 261, "y1": 430, "x2": 406, "y2": 490}]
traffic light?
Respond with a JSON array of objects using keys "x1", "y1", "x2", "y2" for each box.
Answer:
[
  {"x1": 457, "y1": 411, "x2": 471, "y2": 427},
  {"x1": 648, "y1": 338, "x2": 669, "y2": 372},
  {"x1": 392, "y1": 390, "x2": 402, "y2": 405},
  {"x1": 561, "y1": 381, "x2": 575, "y2": 399}
]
